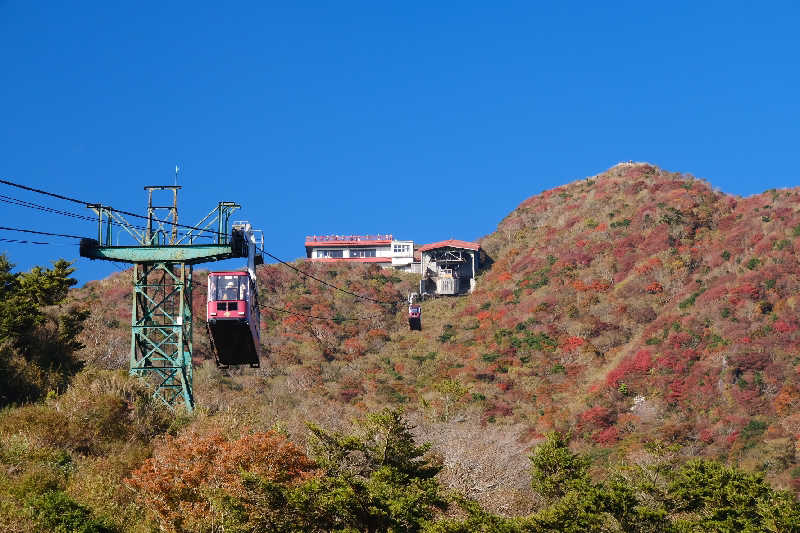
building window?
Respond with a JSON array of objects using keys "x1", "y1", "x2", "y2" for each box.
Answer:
[
  {"x1": 393, "y1": 244, "x2": 410, "y2": 254},
  {"x1": 318, "y1": 249, "x2": 343, "y2": 258},
  {"x1": 350, "y1": 249, "x2": 376, "y2": 258}
]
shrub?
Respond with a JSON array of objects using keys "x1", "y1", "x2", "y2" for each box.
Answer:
[
  {"x1": 27, "y1": 490, "x2": 114, "y2": 533},
  {"x1": 610, "y1": 218, "x2": 631, "y2": 228},
  {"x1": 561, "y1": 336, "x2": 585, "y2": 351},
  {"x1": 0, "y1": 370, "x2": 171, "y2": 457},
  {"x1": 578, "y1": 406, "x2": 613, "y2": 429},
  {"x1": 678, "y1": 289, "x2": 705, "y2": 309},
  {"x1": 605, "y1": 350, "x2": 652, "y2": 387},
  {"x1": 646, "y1": 282, "x2": 664, "y2": 294},
  {"x1": 128, "y1": 431, "x2": 318, "y2": 531},
  {"x1": 774, "y1": 320, "x2": 796, "y2": 333},
  {"x1": 592, "y1": 426, "x2": 619, "y2": 445},
  {"x1": 525, "y1": 275, "x2": 549, "y2": 290},
  {"x1": 437, "y1": 331, "x2": 455, "y2": 343},
  {"x1": 741, "y1": 419, "x2": 767, "y2": 440},
  {"x1": 524, "y1": 332, "x2": 558, "y2": 351}
]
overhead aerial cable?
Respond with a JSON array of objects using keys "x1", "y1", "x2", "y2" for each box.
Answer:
[
  {"x1": 0, "y1": 192, "x2": 209, "y2": 237},
  {"x1": 259, "y1": 303, "x2": 386, "y2": 322},
  {"x1": 259, "y1": 249, "x2": 402, "y2": 308},
  {"x1": 0, "y1": 177, "x2": 405, "y2": 310},
  {"x1": 0, "y1": 177, "x2": 88, "y2": 206},
  {"x1": 0, "y1": 177, "x2": 224, "y2": 238},
  {"x1": 0, "y1": 225, "x2": 85, "y2": 240},
  {"x1": 195, "y1": 279, "x2": 385, "y2": 322},
  {"x1": 0, "y1": 237, "x2": 50, "y2": 245},
  {"x1": 0, "y1": 194, "x2": 99, "y2": 223}
]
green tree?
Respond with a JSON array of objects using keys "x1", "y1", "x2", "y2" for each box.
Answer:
[
  {"x1": 523, "y1": 434, "x2": 672, "y2": 532},
  {"x1": 422, "y1": 498, "x2": 522, "y2": 533},
  {"x1": 207, "y1": 409, "x2": 447, "y2": 532},
  {"x1": 668, "y1": 459, "x2": 800, "y2": 532},
  {"x1": 528, "y1": 432, "x2": 590, "y2": 501},
  {"x1": 0, "y1": 255, "x2": 88, "y2": 406},
  {"x1": 303, "y1": 408, "x2": 447, "y2": 532}
]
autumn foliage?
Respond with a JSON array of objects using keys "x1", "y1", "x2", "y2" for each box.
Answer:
[
  {"x1": 128, "y1": 431, "x2": 318, "y2": 532},
  {"x1": 9, "y1": 162, "x2": 800, "y2": 529}
]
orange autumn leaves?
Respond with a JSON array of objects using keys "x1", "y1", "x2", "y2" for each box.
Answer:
[{"x1": 127, "y1": 431, "x2": 317, "y2": 532}]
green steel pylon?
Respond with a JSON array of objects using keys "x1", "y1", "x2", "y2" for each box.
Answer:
[
  {"x1": 130, "y1": 261, "x2": 194, "y2": 410},
  {"x1": 81, "y1": 186, "x2": 245, "y2": 412}
]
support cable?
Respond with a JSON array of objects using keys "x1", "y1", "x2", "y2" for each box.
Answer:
[
  {"x1": 0, "y1": 193, "x2": 209, "y2": 237},
  {"x1": 194, "y1": 279, "x2": 387, "y2": 322},
  {"x1": 0, "y1": 194, "x2": 98, "y2": 222},
  {"x1": 260, "y1": 250, "x2": 402, "y2": 307},
  {"x1": 0, "y1": 178, "x2": 405, "y2": 308},
  {"x1": 0, "y1": 178, "x2": 87, "y2": 205},
  {"x1": 0, "y1": 177, "x2": 223, "y2": 237},
  {"x1": 259, "y1": 302, "x2": 386, "y2": 322},
  {"x1": 0, "y1": 237, "x2": 50, "y2": 245},
  {"x1": 0, "y1": 225, "x2": 85, "y2": 240}
]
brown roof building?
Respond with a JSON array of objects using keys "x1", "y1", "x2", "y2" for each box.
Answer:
[{"x1": 419, "y1": 239, "x2": 481, "y2": 296}]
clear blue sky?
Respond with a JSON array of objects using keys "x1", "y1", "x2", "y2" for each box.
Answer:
[{"x1": 1, "y1": 1, "x2": 799, "y2": 284}]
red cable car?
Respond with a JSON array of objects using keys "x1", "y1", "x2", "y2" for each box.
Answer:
[
  {"x1": 207, "y1": 271, "x2": 261, "y2": 367},
  {"x1": 408, "y1": 304, "x2": 421, "y2": 330}
]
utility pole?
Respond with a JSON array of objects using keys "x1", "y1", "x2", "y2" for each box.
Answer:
[{"x1": 81, "y1": 187, "x2": 249, "y2": 412}]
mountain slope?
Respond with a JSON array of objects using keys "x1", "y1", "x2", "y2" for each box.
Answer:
[
  {"x1": 70, "y1": 163, "x2": 800, "y2": 505},
  {"x1": 472, "y1": 163, "x2": 800, "y2": 482}
]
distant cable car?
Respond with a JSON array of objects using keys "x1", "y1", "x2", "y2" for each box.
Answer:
[
  {"x1": 206, "y1": 222, "x2": 263, "y2": 368},
  {"x1": 408, "y1": 293, "x2": 421, "y2": 331}
]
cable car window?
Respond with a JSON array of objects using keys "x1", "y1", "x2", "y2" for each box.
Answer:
[
  {"x1": 217, "y1": 275, "x2": 242, "y2": 301},
  {"x1": 208, "y1": 276, "x2": 217, "y2": 302}
]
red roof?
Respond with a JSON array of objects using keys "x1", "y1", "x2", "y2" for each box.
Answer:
[
  {"x1": 306, "y1": 257, "x2": 391, "y2": 263},
  {"x1": 306, "y1": 240, "x2": 390, "y2": 247},
  {"x1": 417, "y1": 239, "x2": 480, "y2": 253}
]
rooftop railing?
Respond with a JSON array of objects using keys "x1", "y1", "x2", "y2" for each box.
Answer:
[{"x1": 305, "y1": 234, "x2": 393, "y2": 243}]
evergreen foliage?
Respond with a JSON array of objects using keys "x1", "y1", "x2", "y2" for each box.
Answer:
[
  {"x1": 528, "y1": 432, "x2": 589, "y2": 501},
  {"x1": 26, "y1": 490, "x2": 114, "y2": 533},
  {"x1": 0, "y1": 254, "x2": 88, "y2": 406}
]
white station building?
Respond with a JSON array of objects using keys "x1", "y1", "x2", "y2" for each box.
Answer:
[{"x1": 305, "y1": 234, "x2": 417, "y2": 272}]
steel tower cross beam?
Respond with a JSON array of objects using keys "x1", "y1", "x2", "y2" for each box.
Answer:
[{"x1": 80, "y1": 188, "x2": 245, "y2": 412}]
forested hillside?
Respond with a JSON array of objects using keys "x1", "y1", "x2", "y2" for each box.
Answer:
[{"x1": 4, "y1": 163, "x2": 800, "y2": 531}]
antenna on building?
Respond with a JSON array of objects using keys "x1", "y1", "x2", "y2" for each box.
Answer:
[{"x1": 174, "y1": 165, "x2": 180, "y2": 186}]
